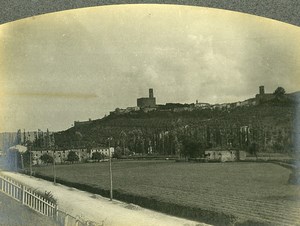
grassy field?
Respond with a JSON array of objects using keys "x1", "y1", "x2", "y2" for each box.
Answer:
[
  {"x1": 0, "y1": 192, "x2": 57, "y2": 226},
  {"x1": 33, "y1": 161, "x2": 300, "y2": 225}
]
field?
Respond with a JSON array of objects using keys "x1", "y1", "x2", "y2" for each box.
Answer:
[
  {"x1": 0, "y1": 192, "x2": 57, "y2": 226},
  {"x1": 33, "y1": 161, "x2": 300, "y2": 225}
]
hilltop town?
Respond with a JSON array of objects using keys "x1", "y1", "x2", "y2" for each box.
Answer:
[
  {"x1": 75, "y1": 85, "x2": 295, "y2": 126},
  {"x1": 1, "y1": 85, "x2": 298, "y2": 166}
]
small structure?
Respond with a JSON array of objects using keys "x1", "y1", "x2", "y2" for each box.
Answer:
[
  {"x1": 205, "y1": 149, "x2": 246, "y2": 162},
  {"x1": 195, "y1": 101, "x2": 211, "y2": 109},
  {"x1": 90, "y1": 147, "x2": 114, "y2": 158},
  {"x1": 74, "y1": 118, "x2": 93, "y2": 127},
  {"x1": 255, "y1": 85, "x2": 275, "y2": 104},
  {"x1": 8, "y1": 145, "x2": 27, "y2": 153},
  {"x1": 240, "y1": 98, "x2": 256, "y2": 106}
]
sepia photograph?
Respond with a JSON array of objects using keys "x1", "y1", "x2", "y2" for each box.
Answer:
[{"x1": 0, "y1": 2, "x2": 299, "y2": 226}]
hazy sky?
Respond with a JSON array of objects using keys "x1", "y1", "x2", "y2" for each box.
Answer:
[{"x1": 0, "y1": 4, "x2": 300, "y2": 132}]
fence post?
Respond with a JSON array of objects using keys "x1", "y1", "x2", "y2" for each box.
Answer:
[
  {"x1": 54, "y1": 205, "x2": 58, "y2": 222},
  {"x1": 64, "y1": 214, "x2": 69, "y2": 226},
  {"x1": 22, "y1": 185, "x2": 25, "y2": 205}
]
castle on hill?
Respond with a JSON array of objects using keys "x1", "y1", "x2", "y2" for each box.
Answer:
[
  {"x1": 75, "y1": 85, "x2": 290, "y2": 125},
  {"x1": 137, "y1": 88, "x2": 156, "y2": 109},
  {"x1": 255, "y1": 85, "x2": 276, "y2": 104}
]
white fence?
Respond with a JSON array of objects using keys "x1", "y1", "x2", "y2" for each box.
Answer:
[
  {"x1": 0, "y1": 174, "x2": 57, "y2": 218},
  {"x1": 0, "y1": 174, "x2": 99, "y2": 226}
]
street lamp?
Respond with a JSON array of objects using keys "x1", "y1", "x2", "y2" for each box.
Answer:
[
  {"x1": 29, "y1": 146, "x2": 32, "y2": 177},
  {"x1": 107, "y1": 137, "x2": 113, "y2": 201},
  {"x1": 52, "y1": 149, "x2": 56, "y2": 185}
]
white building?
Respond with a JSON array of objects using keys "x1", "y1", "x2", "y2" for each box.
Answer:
[
  {"x1": 195, "y1": 102, "x2": 211, "y2": 109},
  {"x1": 205, "y1": 150, "x2": 246, "y2": 162},
  {"x1": 90, "y1": 147, "x2": 114, "y2": 158},
  {"x1": 32, "y1": 148, "x2": 89, "y2": 165}
]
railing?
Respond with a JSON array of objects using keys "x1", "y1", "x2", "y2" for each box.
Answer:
[
  {"x1": 0, "y1": 174, "x2": 100, "y2": 226},
  {"x1": 0, "y1": 174, "x2": 57, "y2": 218},
  {"x1": 56, "y1": 211, "x2": 100, "y2": 226},
  {"x1": 0, "y1": 175, "x2": 22, "y2": 201}
]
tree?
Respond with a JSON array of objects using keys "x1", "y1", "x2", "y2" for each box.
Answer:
[
  {"x1": 120, "y1": 130, "x2": 127, "y2": 156},
  {"x1": 112, "y1": 146, "x2": 123, "y2": 158},
  {"x1": 92, "y1": 152, "x2": 105, "y2": 162},
  {"x1": 67, "y1": 151, "x2": 79, "y2": 163},
  {"x1": 40, "y1": 153, "x2": 54, "y2": 164},
  {"x1": 22, "y1": 150, "x2": 31, "y2": 167},
  {"x1": 75, "y1": 131, "x2": 83, "y2": 147},
  {"x1": 273, "y1": 87, "x2": 286, "y2": 97},
  {"x1": 248, "y1": 142, "x2": 259, "y2": 159},
  {"x1": 181, "y1": 137, "x2": 204, "y2": 159}
]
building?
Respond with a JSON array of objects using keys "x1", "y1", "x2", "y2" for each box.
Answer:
[
  {"x1": 74, "y1": 119, "x2": 93, "y2": 127},
  {"x1": 137, "y1": 88, "x2": 156, "y2": 109},
  {"x1": 32, "y1": 149, "x2": 89, "y2": 165},
  {"x1": 195, "y1": 101, "x2": 211, "y2": 109},
  {"x1": 255, "y1": 85, "x2": 275, "y2": 104},
  {"x1": 90, "y1": 147, "x2": 114, "y2": 158},
  {"x1": 240, "y1": 98, "x2": 256, "y2": 106},
  {"x1": 111, "y1": 106, "x2": 140, "y2": 115},
  {"x1": 205, "y1": 149, "x2": 246, "y2": 162},
  {"x1": 125, "y1": 106, "x2": 140, "y2": 113}
]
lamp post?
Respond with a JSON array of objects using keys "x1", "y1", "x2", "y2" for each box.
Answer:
[
  {"x1": 53, "y1": 150, "x2": 56, "y2": 185},
  {"x1": 108, "y1": 137, "x2": 113, "y2": 201},
  {"x1": 29, "y1": 146, "x2": 32, "y2": 177}
]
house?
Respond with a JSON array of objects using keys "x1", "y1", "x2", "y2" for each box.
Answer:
[
  {"x1": 195, "y1": 101, "x2": 211, "y2": 109},
  {"x1": 240, "y1": 98, "x2": 256, "y2": 106},
  {"x1": 90, "y1": 147, "x2": 114, "y2": 158},
  {"x1": 32, "y1": 148, "x2": 89, "y2": 165},
  {"x1": 125, "y1": 106, "x2": 140, "y2": 113},
  {"x1": 205, "y1": 149, "x2": 246, "y2": 162},
  {"x1": 74, "y1": 119, "x2": 93, "y2": 127}
]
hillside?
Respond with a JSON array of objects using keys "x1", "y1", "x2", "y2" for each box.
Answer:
[{"x1": 53, "y1": 97, "x2": 297, "y2": 155}]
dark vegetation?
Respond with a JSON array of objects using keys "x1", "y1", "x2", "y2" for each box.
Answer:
[
  {"x1": 40, "y1": 153, "x2": 54, "y2": 164},
  {"x1": 66, "y1": 150, "x2": 79, "y2": 163},
  {"x1": 19, "y1": 89, "x2": 297, "y2": 161},
  {"x1": 52, "y1": 96, "x2": 296, "y2": 157}
]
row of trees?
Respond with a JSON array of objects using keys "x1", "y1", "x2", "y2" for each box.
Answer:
[{"x1": 52, "y1": 122, "x2": 292, "y2": 158}]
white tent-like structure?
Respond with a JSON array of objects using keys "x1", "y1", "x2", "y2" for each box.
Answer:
[
  {"x1": 8, "y1": 145, "x2": 27, "y2": 153},
  {"x1": 7, "y1": 145, "x2": 28, "y2": 170}
]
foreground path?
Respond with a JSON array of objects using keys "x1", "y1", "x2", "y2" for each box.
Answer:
[
  {"x1": 0, "y1": 192, "x2": 57, "y2": 226},
  {"x1": 1, "y1": 171, "x2": 207, "y2": 226}
]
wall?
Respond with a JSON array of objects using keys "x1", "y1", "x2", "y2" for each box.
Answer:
[{"x1": 137, "y1": 97, "x2": 156, "y2": 108}]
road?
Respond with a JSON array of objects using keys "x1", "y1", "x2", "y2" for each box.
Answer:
[{"x1": 0, "y1": 170, "x2": 208, "y2": 226}]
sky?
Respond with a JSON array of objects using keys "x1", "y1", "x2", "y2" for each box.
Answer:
[{"x1": 0, "y1": 4, "x2": 299, "y2": 132}]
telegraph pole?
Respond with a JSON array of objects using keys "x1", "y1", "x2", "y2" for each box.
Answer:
[
  {"x1": 29, "y1": 146, "x2": 32, "y2": 177},
  {"x1": 53, "y1": 150, "x2": 56, "y2": 185},
  {"x1": 108, "y1": 137, "x2": 113, "y2": 201}
]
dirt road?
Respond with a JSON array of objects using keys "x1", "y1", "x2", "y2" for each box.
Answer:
[{"x1": 1, "y1": 171, "x2": 207, "y2": 226}]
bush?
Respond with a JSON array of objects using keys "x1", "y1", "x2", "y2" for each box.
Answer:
[
  {"x1": 66, "y1": 151, "x2": 79, "y2": 163},
  {"x1": 40, "y1": 154, "x2": 54, "y2": 164}
]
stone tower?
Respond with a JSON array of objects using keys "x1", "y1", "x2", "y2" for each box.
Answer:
[
  {"x1": 137, "y1": 88, "x2": 156, "y2": 109},
  {"x1": 259, "y1": 86, "x2": 265, "y2": 95},
  {"x1": 149, "y1": 88, "x2": 154, "y2": 98}
]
